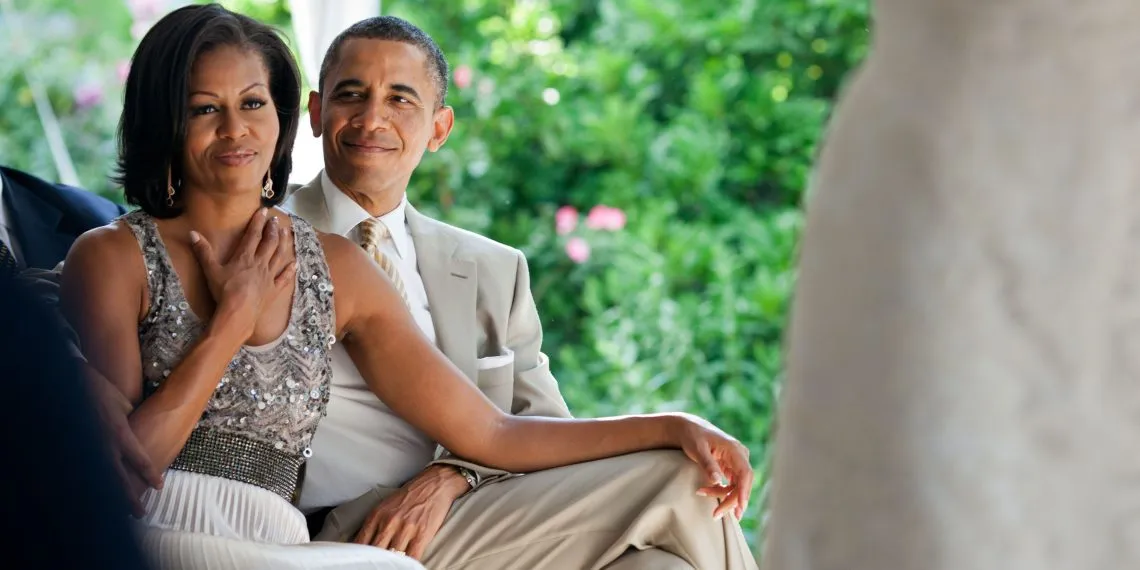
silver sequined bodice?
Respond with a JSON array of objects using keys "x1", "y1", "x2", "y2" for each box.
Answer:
[{"x1": 124, "y1": 211, "x2": 337, "y2": 473}]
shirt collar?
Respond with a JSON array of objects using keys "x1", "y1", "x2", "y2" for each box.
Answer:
[{"x1": 320, "y1": 170, "x2": 411, "y2": 259}]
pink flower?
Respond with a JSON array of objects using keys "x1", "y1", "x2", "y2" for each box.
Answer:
[
  {"x1": 565, "y1": 237, "x2": 590, "y2": 263},
  {"x1": 606, "y1": 208, "x2": 627, "y2": 230},
  {"x1": 585, "y1": 205, "x2": 627, "y2": 231},
  {"x1": 73, "y1": 82, "x2": 103, "y2": 110},
  {"x1": 454, "y1": 65, "x2": 473, "y2": 90},
  {"x1": 555, "y1": 205, "x2": 578, "y2": 235},
  {"x1": 116, "y1": 60, "x2": 131, "y2": 84}
]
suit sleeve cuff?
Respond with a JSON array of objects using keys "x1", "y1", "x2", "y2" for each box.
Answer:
[{"x1": 429, "y1": 455, "x2": 518, "y2": 490}]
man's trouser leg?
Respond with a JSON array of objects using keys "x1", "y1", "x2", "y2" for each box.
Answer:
[
  {"x1": 604, "y1": 548, "x2": 694, "y2": 569},
  {"x1": 317, "y1": 450, "x2": 757, "y2": 570}
]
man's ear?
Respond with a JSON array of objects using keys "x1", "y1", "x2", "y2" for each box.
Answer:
[
  {"x1": 307, "y1": 90, "x2": 322, "y2": 137},
  {"x1": 427, "y1": 106, "x2": 455, "y2": 152}
]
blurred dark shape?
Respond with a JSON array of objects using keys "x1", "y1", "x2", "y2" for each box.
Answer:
[
  {"x1": 0, "y1": 273, "x2": 150, "y2": 570},
  {"x1": 1, "y1": 165, "x2": 125, "y2": 271}
]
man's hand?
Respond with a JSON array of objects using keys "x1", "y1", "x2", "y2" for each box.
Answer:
[
  {"x1": 352, "y1": 465, "x2": 471, "y2": 559},
  {"x1": 83, "y1": 362, "x2": 164, "y2": 516}
]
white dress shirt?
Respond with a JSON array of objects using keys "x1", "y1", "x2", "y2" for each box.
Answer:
[
  {"x1": 319, "y1": 171, "x2": 437, "y2": 343},
  {"x1": 297, "y1": 172, "x2": 440, "y2": 511},
  {"x1": 0, "y1": 173, "x2": 24, "y2": 264}
]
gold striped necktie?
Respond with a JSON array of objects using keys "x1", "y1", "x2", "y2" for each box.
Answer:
[{"x1": 357, "y1": 218, "x2": 410, "y2": 307}]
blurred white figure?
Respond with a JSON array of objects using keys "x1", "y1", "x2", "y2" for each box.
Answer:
[{"x1": 763, "y1": 1, "x2": 1140, "y2": 569}]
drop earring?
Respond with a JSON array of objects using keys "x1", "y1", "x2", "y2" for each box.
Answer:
[
  {"x1": 261, "y1": 172, "x2": 274, "y2": 200},
  {"x1": 166, "y1": 167, "x2": 176, "y2": 207}
]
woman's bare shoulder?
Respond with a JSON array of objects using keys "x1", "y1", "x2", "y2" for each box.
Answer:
[
  {"x1": 66, "y1": 219, "x2": 143, "y2": 274},
  {"x1": 314, "y1": 229, "x2": 406, "y2": 318},
  {"x1": 315, "y1": 231, "x2": 371, "y2": 271}
]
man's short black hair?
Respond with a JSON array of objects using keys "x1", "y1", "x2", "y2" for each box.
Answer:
[
  {"x1": 113, "y1": 3, "x2": 301, "y2": 218},
  {"x1": 318, "y1": 16, "x2": 449, "y2": 108}
]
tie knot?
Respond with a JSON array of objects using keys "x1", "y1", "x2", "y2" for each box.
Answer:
[{"x1": 358, "y1": 218, "x2": 390, "y2": 249}]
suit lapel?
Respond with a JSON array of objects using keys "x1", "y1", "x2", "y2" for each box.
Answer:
[
  {"x1": 288, "y1": 177, "x2": 479, "y2": 380},
  {"x1": 407, "y1": 205, "x2": 478, "y2": 383},
  {"x1": 282, "y1": 173, "x2": 332, "y2": 232},
  {"x1": 2, "y1": 170, "x2": 69, "y2": 270}
]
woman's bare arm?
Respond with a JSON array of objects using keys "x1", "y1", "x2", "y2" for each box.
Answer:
[{"x1": 326, "y1": 235, "x2": 751, "y2": 496}]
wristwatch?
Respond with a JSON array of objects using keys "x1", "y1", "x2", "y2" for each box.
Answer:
[{"x1": 455, "y1": 465, "x2": 478, "y2": 490}]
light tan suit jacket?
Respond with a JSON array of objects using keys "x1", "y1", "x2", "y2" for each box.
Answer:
[{"x1": 286, "y1": 174, "x2": 572, "y2": 488}]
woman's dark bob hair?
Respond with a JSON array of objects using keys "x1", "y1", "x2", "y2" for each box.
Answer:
[{"x1": 113, "y1": 3, "x2": 301, "y2": 218}]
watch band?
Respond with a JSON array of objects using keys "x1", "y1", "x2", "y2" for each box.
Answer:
[{"x1": 455, "y1": 465, "x2": 478, "y2": 490}]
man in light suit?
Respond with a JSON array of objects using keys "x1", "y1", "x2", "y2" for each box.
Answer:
[{"x1": 286, "y1": 17, "x2": 758, "y2": 570}]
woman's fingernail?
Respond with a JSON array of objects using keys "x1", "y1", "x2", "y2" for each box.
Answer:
[
  {"x1": 189, "y1": 231, "x2": 200, "y2": 244},
  {"x1": 260, "y1": 207, "x2": 269, "y2": 217}
]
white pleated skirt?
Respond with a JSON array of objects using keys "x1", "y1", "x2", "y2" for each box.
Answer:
[{"x1": 136, "y1": 470, "x2": 423, "y2": 570}]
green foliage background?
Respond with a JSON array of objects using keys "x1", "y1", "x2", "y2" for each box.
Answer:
[{"x1": 0, "y1": 0, "x2": 870, "y2": 551}]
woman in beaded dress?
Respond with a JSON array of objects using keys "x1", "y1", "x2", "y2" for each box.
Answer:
[
  {"x1": 59, "y1": 7, "x2": 422, "y2": 570},
  {"x1": 59, "y1": 5, "x2": 753, "y2": 570}
]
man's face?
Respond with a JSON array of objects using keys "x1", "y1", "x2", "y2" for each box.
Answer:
[{"x1": 310, "y1": 39, "x2": 453, "y2": 196}]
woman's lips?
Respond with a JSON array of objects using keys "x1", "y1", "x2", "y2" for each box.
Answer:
[{"x1": 215, "y1": 150, "x2": 256, "y2": 166}]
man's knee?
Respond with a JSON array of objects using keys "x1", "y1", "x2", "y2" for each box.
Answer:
[
  {"x1": 615, "y1": 450, "x2": 710, "y2": 510},
  {"x1": 619, "y1": 449, "x2": 691, "y2": 469},
  {"x1": 629, "y1": 449, "x2": 704, "y2": 487}
]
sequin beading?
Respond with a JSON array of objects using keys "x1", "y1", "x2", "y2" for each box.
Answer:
[
  {"x1": 123, "y1": 210, "x2": 337, "y2": 501},
  {"x1": 170, "y1": 428, "x2": 305, "y2": 502}
]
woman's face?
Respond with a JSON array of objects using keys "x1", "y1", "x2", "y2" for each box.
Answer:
[{"x1": 182, "y1": 45, "x2": 279, "y2": 196}]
